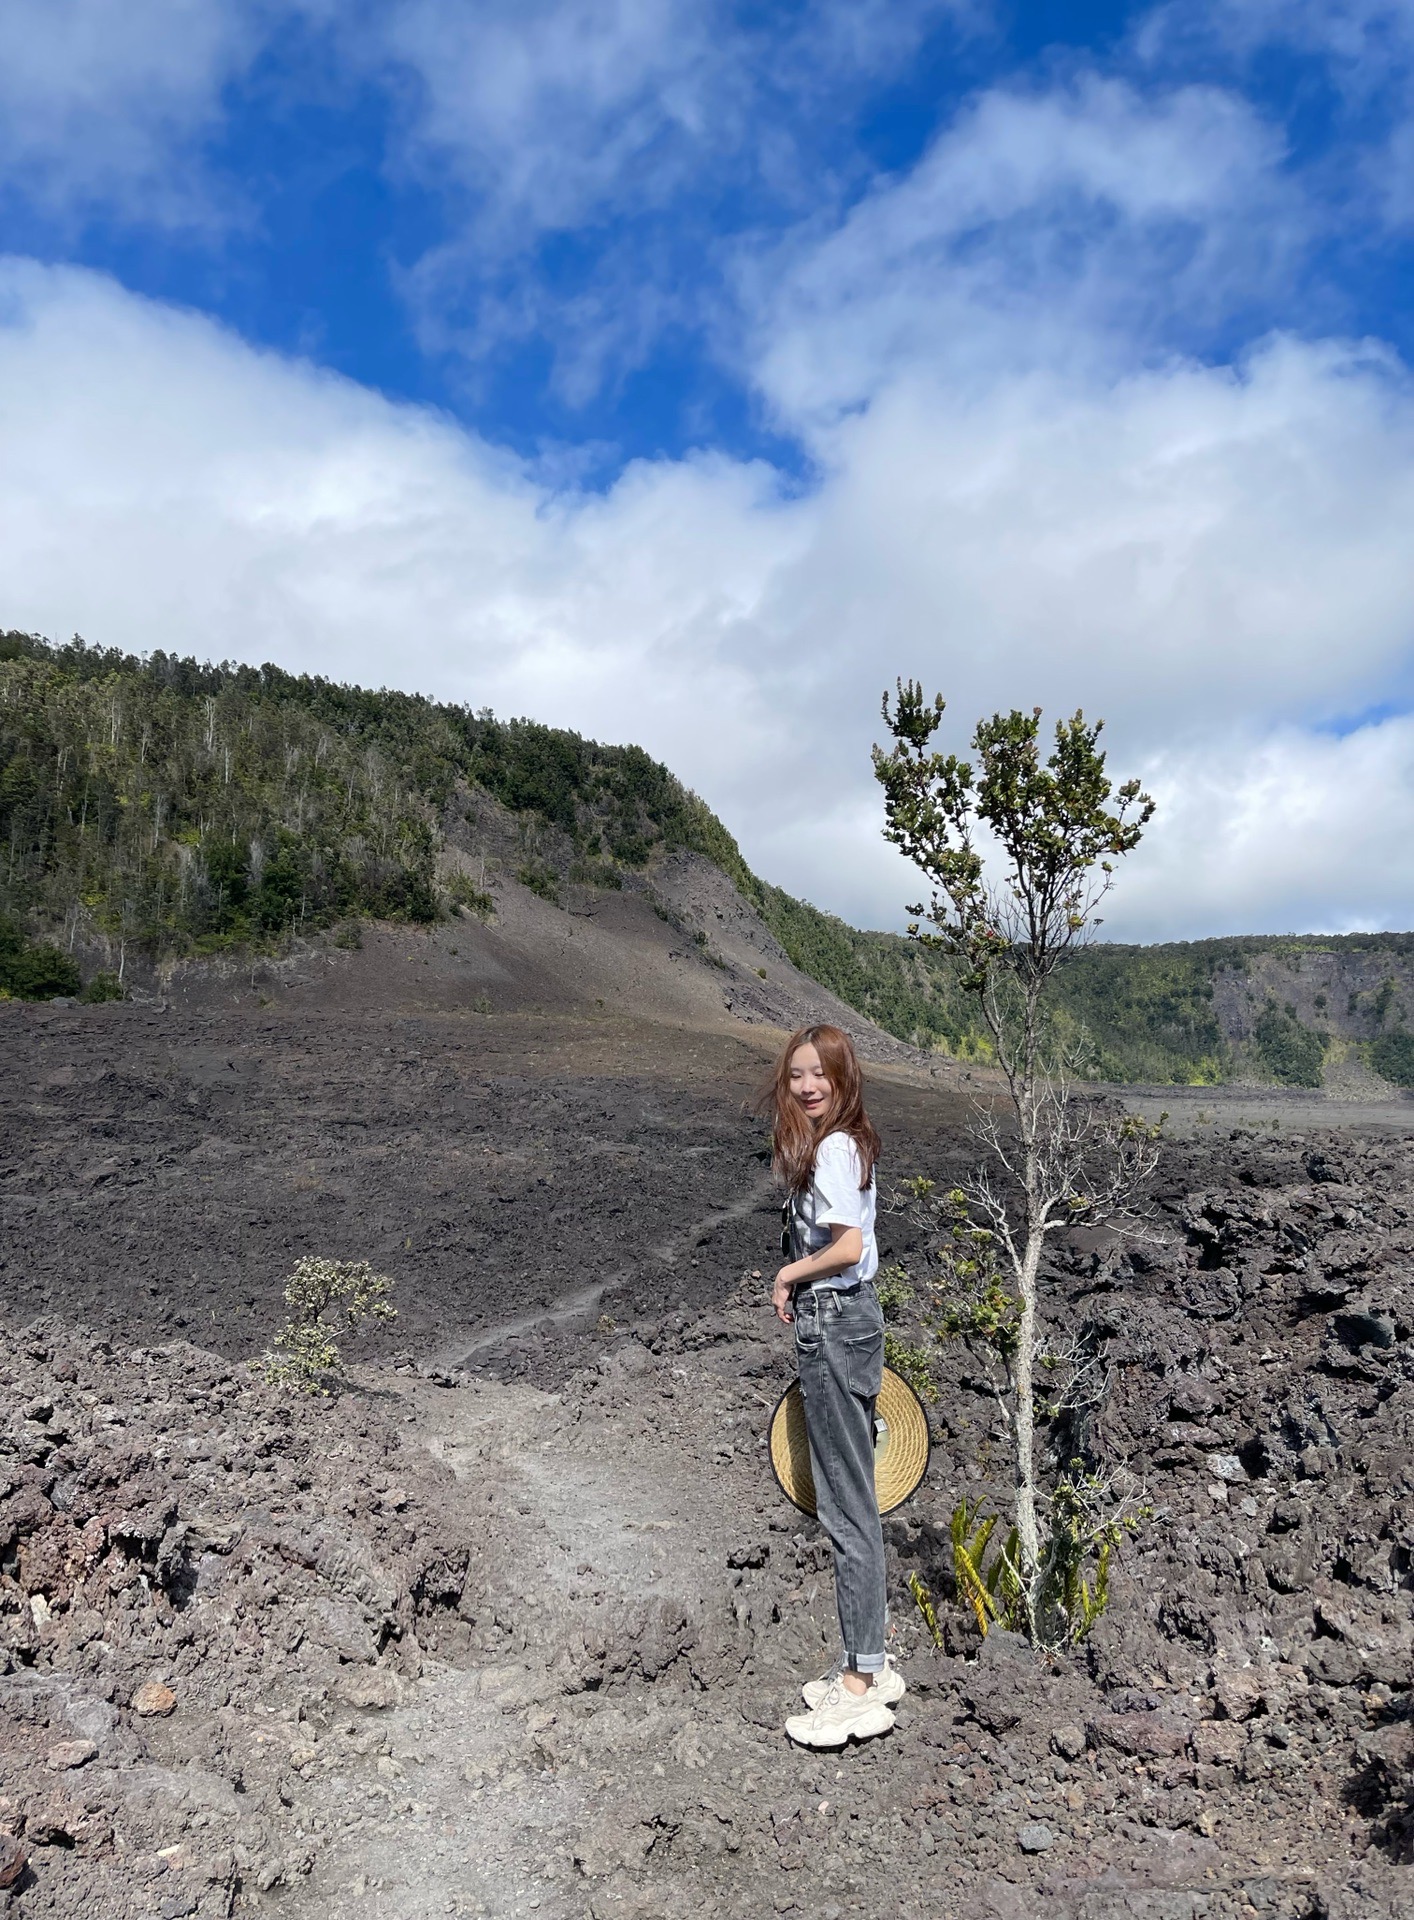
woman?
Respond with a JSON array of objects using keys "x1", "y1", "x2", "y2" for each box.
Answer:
[{"x1": 766, "y1": 1024, "x2": 903, "y2": 1748}]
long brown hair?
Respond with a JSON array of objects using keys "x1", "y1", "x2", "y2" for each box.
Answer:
[{"x1": 762, "y1": 1024, "x2": 881, "y2": 1195}]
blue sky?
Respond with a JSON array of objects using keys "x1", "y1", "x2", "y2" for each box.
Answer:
[{"x1": 4, "y1": 0, "x2": 1414, "y2": 937}]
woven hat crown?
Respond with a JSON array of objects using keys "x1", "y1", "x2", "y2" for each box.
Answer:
[{"x1": 768, "y1": 1365, "x2": 930, "y2": 1517}]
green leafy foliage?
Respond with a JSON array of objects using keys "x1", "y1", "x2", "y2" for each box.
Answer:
[
  {"x1": 883, "y1": 1331, "x2": 937, "y2": 1401},
  {"x1": 444, "y1": 872, "x2": 495, "y2": 918},
  {"x1": 1371, "y1": 1030, "x2": 1414, "y2": 1087},
  {"x1": 950, "y1": 1476, "x2": 1143, "y2": 1646},
  {"x1": 0, "y1": 916, "x2": 80, "y2": 999},
  {"x1": 516, "y1": 859, "x2": 561, "y2": 904},
  {"x1": 257, "y1": 1256, "x2": 397, "y2": 1396},
  {"x1": 80, "y1": 971, "x2": 125, "y2": 1003},
  {"x1": 1253, "y1": 1000, "x2": 1326, "y2": 1086},
  {"x1": 873, "y1": 686, "x2": 1153, "y2": 994},
  {"x1": 951, "y1": 1499, "x2": 1023, "y2": 1635},
  {"x1": 875, "y1": 686, "x2": 1159, "y2": 1651},
  {"x1": 875, "y1": 1266, "x2": 914, "y2": 1317},
  {"x1": 744, "y1": 915, "x2": 1414, "y2": 1087},
  {"x1": 929, "y1": 1188, "x2": 1023, "y2": 1356},
  {"x1": 568, "y1": 857, "x2": 624, "y2": 890}
]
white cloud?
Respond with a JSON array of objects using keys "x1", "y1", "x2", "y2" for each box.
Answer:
[
  {"x1": 1136, "y1": 0, "x2": 1414, "y2": 234},
  {"x1": 1141, "y1": 0, "x2": 1414, "y2": 67},
  {"x1": 356, "y1": 0, "x2": 969, "y2": 380},
  {"x1": 0, "y1": 0, "x2": 265, "y2": 226},
  {"x1": 378, "y1": 0, "x2": 720, "y2": 240},
  {"x1": 0, "y1": 257, "x2": 789, "y2": 798},
  {"x1": 1116, "y1": 716, "x2": 1414, "y2": 940},
  {"x1": 5, "y1": 257, "x2": 1414, "y2": 941},
  {"x1": 373, "y1": 0, "x2": 961, "y2": 238},
  {"x1": 749, "y1": 76, "x2": 1297, "y2": 428}
]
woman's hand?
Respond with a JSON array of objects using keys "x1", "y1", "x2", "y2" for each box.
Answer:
[{"x1": 772, "y1": 1267, "x2": 799, "y2": 1324}]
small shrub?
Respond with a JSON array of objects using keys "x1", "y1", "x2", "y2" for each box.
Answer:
[
  {"x1": 950, "y1": 1472, "x2": 1147, "y2": 1646},
  {"x1": 81, "y1": 971, "x2": 125, "y2": 1003},
  {"x1": 257, "y1": 1257, "x2": 397, "y2": 1395},
  {"x1": 0, "y1": 919, "x2": 81, "y2": 1000},
  {"x1": 516, "y1": 860, "x2": 561, "y2": 904},
  {"x1": 875, "y1": 1265, "x2": 914, "y2": 1317},
  {"x1": 332, "y1": 919, "x2": 364, "y2": 950},
  {"x1": 569, "y1": 858, "x2": 623, "y2": 890},
  {"x1": 884, "y1": 1331, "x2": 936, "y2": 1401},
  {"x1": 445, "y1": 873, "x2": 494, "y2": 918},
  {"x1": 607, "y1": 830, "x2": 651, "y2": 866},
  {"x1": 756, "y1": 967, "x2": 767, "y2": 979}
]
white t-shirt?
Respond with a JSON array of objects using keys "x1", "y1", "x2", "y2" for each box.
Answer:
[{"x1": 790, "y1": 1130, "x2": 878, "y2": 1291}]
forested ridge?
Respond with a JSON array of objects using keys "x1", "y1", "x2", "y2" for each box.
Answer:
[
  {"x1": 0, "y1": 629, "x2": 746, "y2": 971},
  {"x1": 4, "y1": 631, "x2": 1413, "y2": 1089}
]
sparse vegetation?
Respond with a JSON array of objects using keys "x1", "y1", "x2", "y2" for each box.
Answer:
[
  {"x1": 257, "y1": 1256, "x2": 397, "y2": 1395},
  {"x1": 516, "y1": 859, "x2": 561, "y2": 904},
  {"x1": 950, "y1": 1478, "x2": 1144, "y2": 1643},
  {"x1": 569, "y1": 857, "x2": 624, "y2": 889},
  {"x1": 883, "y1": 1331, "x2": 937, "y2": 1401},
  {"x1": 444, "y1": 871, "x2": 495, "y2": 917},
  {"x1": 907, "y1": 1570, "x2": 943, "y2": 1648}
]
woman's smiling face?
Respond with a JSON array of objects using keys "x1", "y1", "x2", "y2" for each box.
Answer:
[{"x1": 788, "y1": 1042, "x2": 831, "y2": 1122}]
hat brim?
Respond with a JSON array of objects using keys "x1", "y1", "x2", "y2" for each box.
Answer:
[{"x1": 768, "y1": 1366, "x2": 931, "y2": 1518}]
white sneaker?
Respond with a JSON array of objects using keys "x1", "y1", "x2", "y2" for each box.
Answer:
[
  {"x1": 785, "y1": 1679, "x2": 895, "y2": 1748},
  {"x1": 801, "y1": 1655, "x2": 905, "y2": 1711}
]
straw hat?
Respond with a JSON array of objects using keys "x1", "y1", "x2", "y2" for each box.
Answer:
[{"x1": 768, "y1": 1367, "x2": 931, "y2": 1517}]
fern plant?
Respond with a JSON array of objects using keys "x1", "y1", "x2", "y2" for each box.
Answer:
[
  {"x1": 907, "y1": 1570, "x2": 943, "y2": 1648},
  {"x1": 948, "y1": 1470, "x2": 1147, "y2": 1644}
]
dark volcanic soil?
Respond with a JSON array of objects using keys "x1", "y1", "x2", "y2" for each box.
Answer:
[{"x1": 2, "y1": 965, "x2": 1413, "y2": 1920}]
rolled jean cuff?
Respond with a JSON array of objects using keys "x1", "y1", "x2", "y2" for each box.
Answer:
[{"x1": 849, "y1": 1649, "x2": 886, "y2": 1675}]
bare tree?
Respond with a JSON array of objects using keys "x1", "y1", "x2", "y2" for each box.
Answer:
[{"x1": 873, "y1": 684, "x2": 1159, "y2": 1647}]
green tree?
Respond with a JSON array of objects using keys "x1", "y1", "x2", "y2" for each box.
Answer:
[
  {"x1": 1252, "y1": 1001, "x2": 1325, "y2": 1087},
  {"x1": 873, "y1": 685, "x2": 1158, "y2": 1647},
  {"x1": 0, "y1": 917, "x2": 80, "y2": 999},
  {"x1": 1369, "y1": 1029, "x2": 1414, "y2": 1087}
]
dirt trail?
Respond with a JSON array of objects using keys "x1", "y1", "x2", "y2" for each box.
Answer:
[
  {"x1": 441, "y1": 1171, "x2": 779, "y2": 1371},
  {"x1": 285, "y1": 1374, "x2": 743, "y2": 1920}
]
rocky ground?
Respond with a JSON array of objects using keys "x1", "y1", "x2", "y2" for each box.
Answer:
[{"x1": 2, "y1": 976, "x2": 1413, "y2": 1919}]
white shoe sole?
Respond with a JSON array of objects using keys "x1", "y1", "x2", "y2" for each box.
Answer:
[
  {"x1": 784, "y1": 1702, "x2": 895, "y2": 1748},
  {"x1": 801, "y1": 1670, "x2": 905, "y2": 1710}
]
